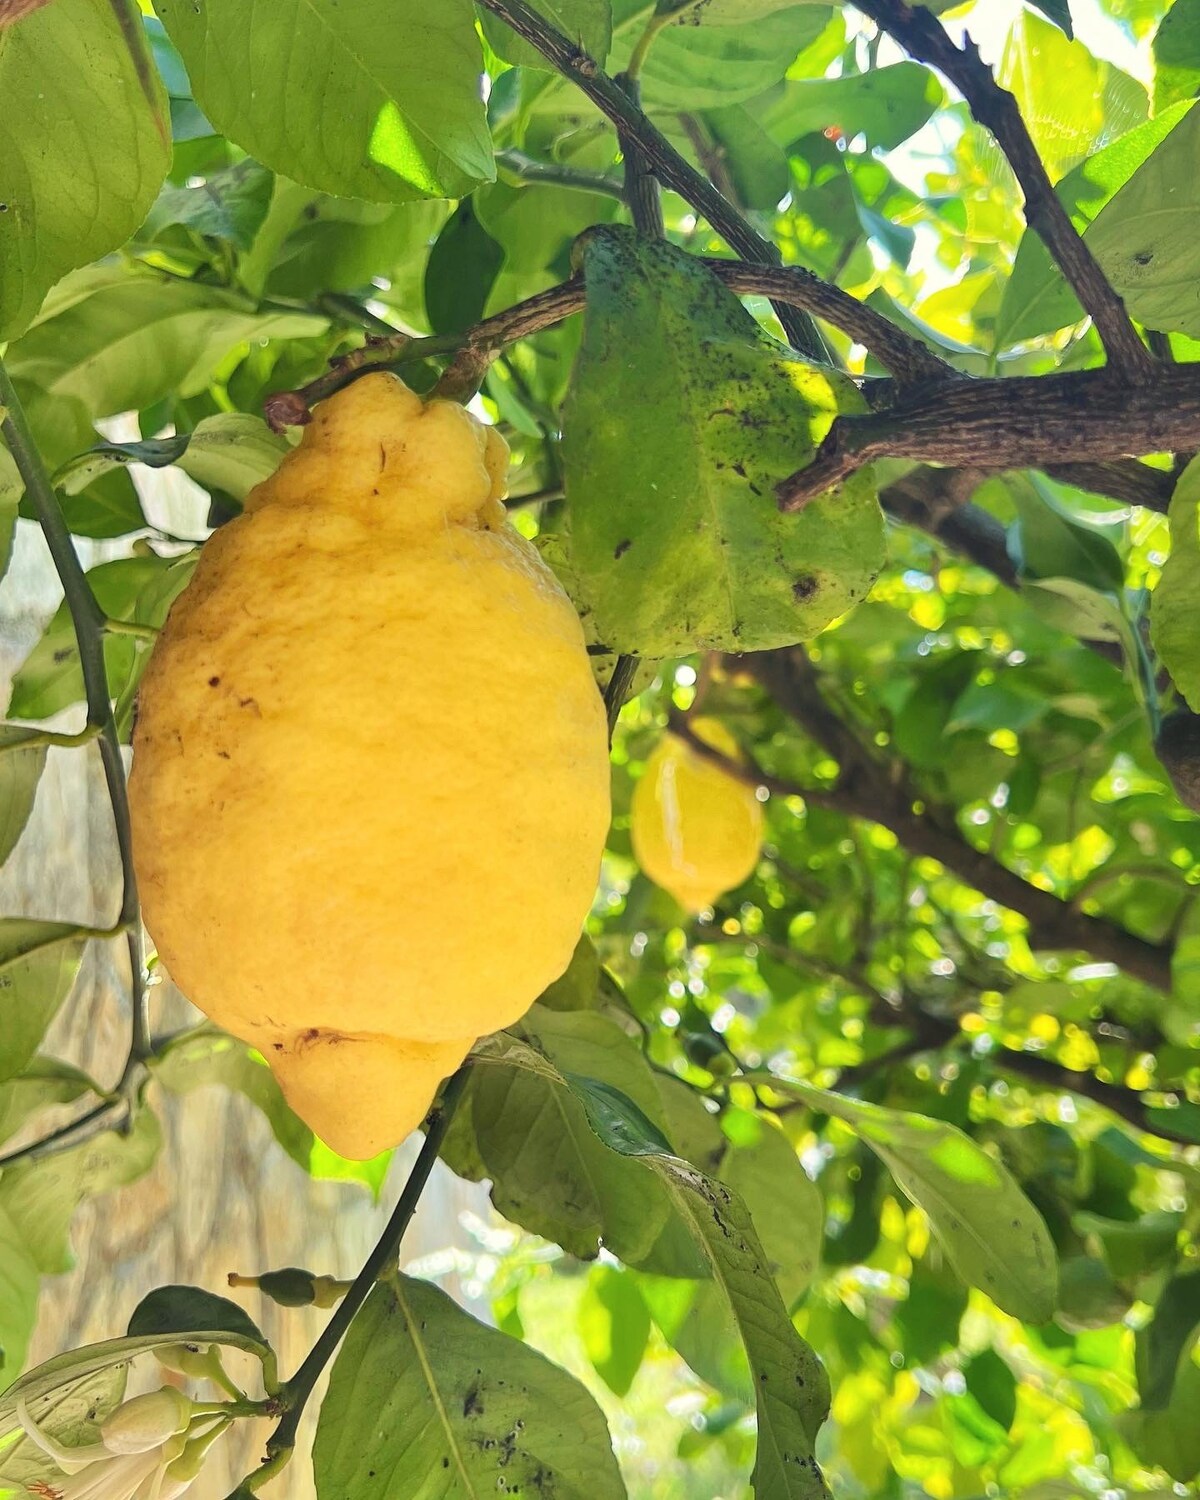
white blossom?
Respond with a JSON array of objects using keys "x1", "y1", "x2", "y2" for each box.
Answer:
[{"x1": 4, "y1": 1390, "x2": 231, "y2": 1500}]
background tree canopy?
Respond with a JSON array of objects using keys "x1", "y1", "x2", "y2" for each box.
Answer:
[{"x1": 2, "y1": 0, "x2": 1200, "y2": 1497}]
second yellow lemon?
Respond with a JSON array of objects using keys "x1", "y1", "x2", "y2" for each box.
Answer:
[{"x1": 631, "y1": 719, "x2": 764, "y2": 911}]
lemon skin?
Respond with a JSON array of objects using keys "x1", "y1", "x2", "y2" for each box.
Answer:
[
  {"x1": 129, "y1": 373, "x2": 611, "y2": 1156},
  {"x1": 631, "y1": 718, "x2": 764, "y2": 911}
]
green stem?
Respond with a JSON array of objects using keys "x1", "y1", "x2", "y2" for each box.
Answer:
[
  {"x1": 603, "y1": 655, "x2": 640, "y2": 740},
  {"x1": 0, "y1": 724, "x2": 101, "y2": 752},
  {"x1": 254, "y1": 1069, "x2": 472, "y2": 1468},
  {"x1": 104, "y1": 617, "x2": 160, "y2": 642},
  {"x1": 0, "y1": 359, "x2": 151, "y2": 1062},
  {"x1": 495, "y1": 148, "x2": 625, "y2": 199},
  {"x1": 625, "y1": 12, "x2": 670, "y2": 81}
]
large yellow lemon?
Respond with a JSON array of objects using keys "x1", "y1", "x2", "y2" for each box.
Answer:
[
  {"x1": 129, "y1": 373, "x2": 610, "y2": 1156},
  {"x1": 631, "y1": 718, "x2": 764, "y2": 911}
]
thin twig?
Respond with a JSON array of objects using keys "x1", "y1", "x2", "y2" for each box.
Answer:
[
  {"x1": 267, "y1": 260, "x2": 946, "y2": 430},
  {"x1": 505, "y1": 485, "x2": 565, "y2": 510},
  {"x1": 878, "y1": 466, "x2": 1127, "y2": 667},
  {"x1": 717, "y1": 929, "x2": 1194, "y2": 1147},
  {"x1": 495, "y1": 147, "x2": 625, "y2": 200},
  {"x1": 475, "y1": 0, "x2": 826, "y2": 361},
  {"x1": 0, "y1": 359, "x2": 152, "y2": 1089},
  {"x1": 238, "y1": 1069, "x2": 470, "y2": 1485},
  {"x1": 856, "y1": 0, "x2": 1154, "y2": 382}
]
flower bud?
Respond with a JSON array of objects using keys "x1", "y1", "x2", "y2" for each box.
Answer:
[{"x1": 100, "y1": 1389, "x2": 193, "y2": 1455}]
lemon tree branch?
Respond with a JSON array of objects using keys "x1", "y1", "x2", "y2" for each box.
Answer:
[
  {"x1": 227, "y1": 1068, "x2": 472, "y2": 1496},
  {"x1": 777, "y1": 363, "x2": 1200, "y2": 509},
  {"x1": 856, "y1": 0, "x2": 1154, "y2": 382},
  {"x1": 0, "y1": 357, "x2": 151, "y2": 1141},
  {"x1": 267, "y1": 259, "x2": 950, "y2": 430},
  {"x1": 474, "y1": 0, "x2": 827, "y2": 360}
]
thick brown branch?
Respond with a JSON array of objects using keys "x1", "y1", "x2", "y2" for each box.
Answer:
[
  {"x1": 779, "y1": 365, "x2": 1200, "y2": 508},
  {"x1": 746, "y1": 649, "x2": 1172, "y2": 992},
  {"x1": 856, "y1": 0, "x2": 1154, "y2": 381},
  {"x1": 1048, "y1": 460, "x2": 1173, "y2": 513}
]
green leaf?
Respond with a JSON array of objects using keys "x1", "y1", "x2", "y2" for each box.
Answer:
[
  {"x1": 1075, "y1": 1209, "x2": 1182, "y2": 1279},
  {"x1": 1123, "y1": 1330, "x2": 1200, "y2": 1481},
  {"x1": 564, "y1": 1072, "x2": 675, "y2": 1156},
  {"x1": 637, "y1": 1274, "x2": 750, "y2": 1399},
  {"x1": 578, "y1": 1265, "x2": 650, "y2": 1397},
  {"x1": 1136, "y1": 1269, "x2": 1200, "y2": 1410},
  {"x1": 0, "y1": 730, "x2": 48, "y2": 867},
  {"x1": 759, "y1": 1076, "x2": 1058, "y2": 1323},
  {"x1": 1005, "y1": 474, "x2": 1126, "y2": 592},
  {"x1": 480, "y1": 0, "x2": 612, "y2": 70},
  {"x1": 0, "y1": 446, "x2": 20, "y2": 584},
  {"x1": 998, "y1": 102, "x2": 1193, "y2": 345},
  {"x1": 0, "y1": 1059, "x2": 91, "y2": 1151},
  {"x1": 424, "y1": 200, "x2": 505, "y2": 334},
  {"x1": 140, "y1": 159, "x2": 275, "y2": 251},
  {"x1": 127, "y1": 1285, "x2": 265, "y2": 1345},
  {"x1": 719, "y1": 1112, "x2": 823, "y2": 1307},
  {"x1": 0, "y1": 923, "x2": 89, "y2": 1088},
  {"x1": 1083, "y1": 100, "x2": 1200, "y2": 336},
  {"x1": 752, "y1": 64, "x2": 943, "y2": 152},
  {"x1": 1022, "y1": 576, "x2": 1129, "y2": 645},
  {"x1": 1029, "y1": 0, "x2": 1073, "y2": 37},
  {"x1": 1154, "y1": 0, "x2": 1200, "y2": 113},
  {"x1": 964, "y1": 1348, "x2": 1017, "y2": 1432},
  {"x1": 1152, "y1": 455, "x2": 1200, "y2": 711},
  {"x1": 53, "y1": 434, "x2": 191, "y2": 500},
  {"x1": 153, "y1": 0, "x2": 494, "y2": 202},
  {"x1": 476, "y1": 180, "x2": 620, "y2": 280},
  {"x1": 464, "y1": 1036, "x2": 830, "y2": 1493},
  {"x1": 464, "y1": 1012, "x2": 674, "y2": 1262},
  {"x1": 46, "y1": 414, "x2": 285, "y2": 526},
  {"x1": 0, "y1": 0, "x2": 170, "y2": 341},
  {"x1": 538, "y1": 934, "x2": 602, "y2": 1012},
  {"x1": 174, "y1": 415, "x2": 290, "y2": 503},
  {"x1": 1054, "y1": 1255, "x2": 1131, "y2": 1331},
  {"x1": 8, "y1": 553, "x2": 197, "y2": 724},
  {"x1": 0, "y1": 1108, "x2": 162, "y2": 1275},
  {"x1": 313, "y1": 1276, "x2": 627, "y2": 1500},
  {"x1": 645, "y1": 1159, "x2": 831, "y2": 1499},
  {"x1": 633, "y1": 8, "x2": 832, "y2": 110},
  {"x1": 700, "y1": 106, "x2": 790, "y2": 210},
  {"x1": 0, "y1": 1204, "x2": 39, "y2": 1382},
  {"x1": 562, "y1": 226, "x2": 883, "y2": 656},
  {"x1": 5, "y1": 273, "x2": 324, "y2": 426},
  {"x1": 999, "y1": 11, "x2": 1145, "y2": 182}
]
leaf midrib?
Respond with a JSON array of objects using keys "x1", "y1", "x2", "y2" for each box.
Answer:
[{"x1": 392, "y1": 1281, "x2": 481, "y2": 1498}]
